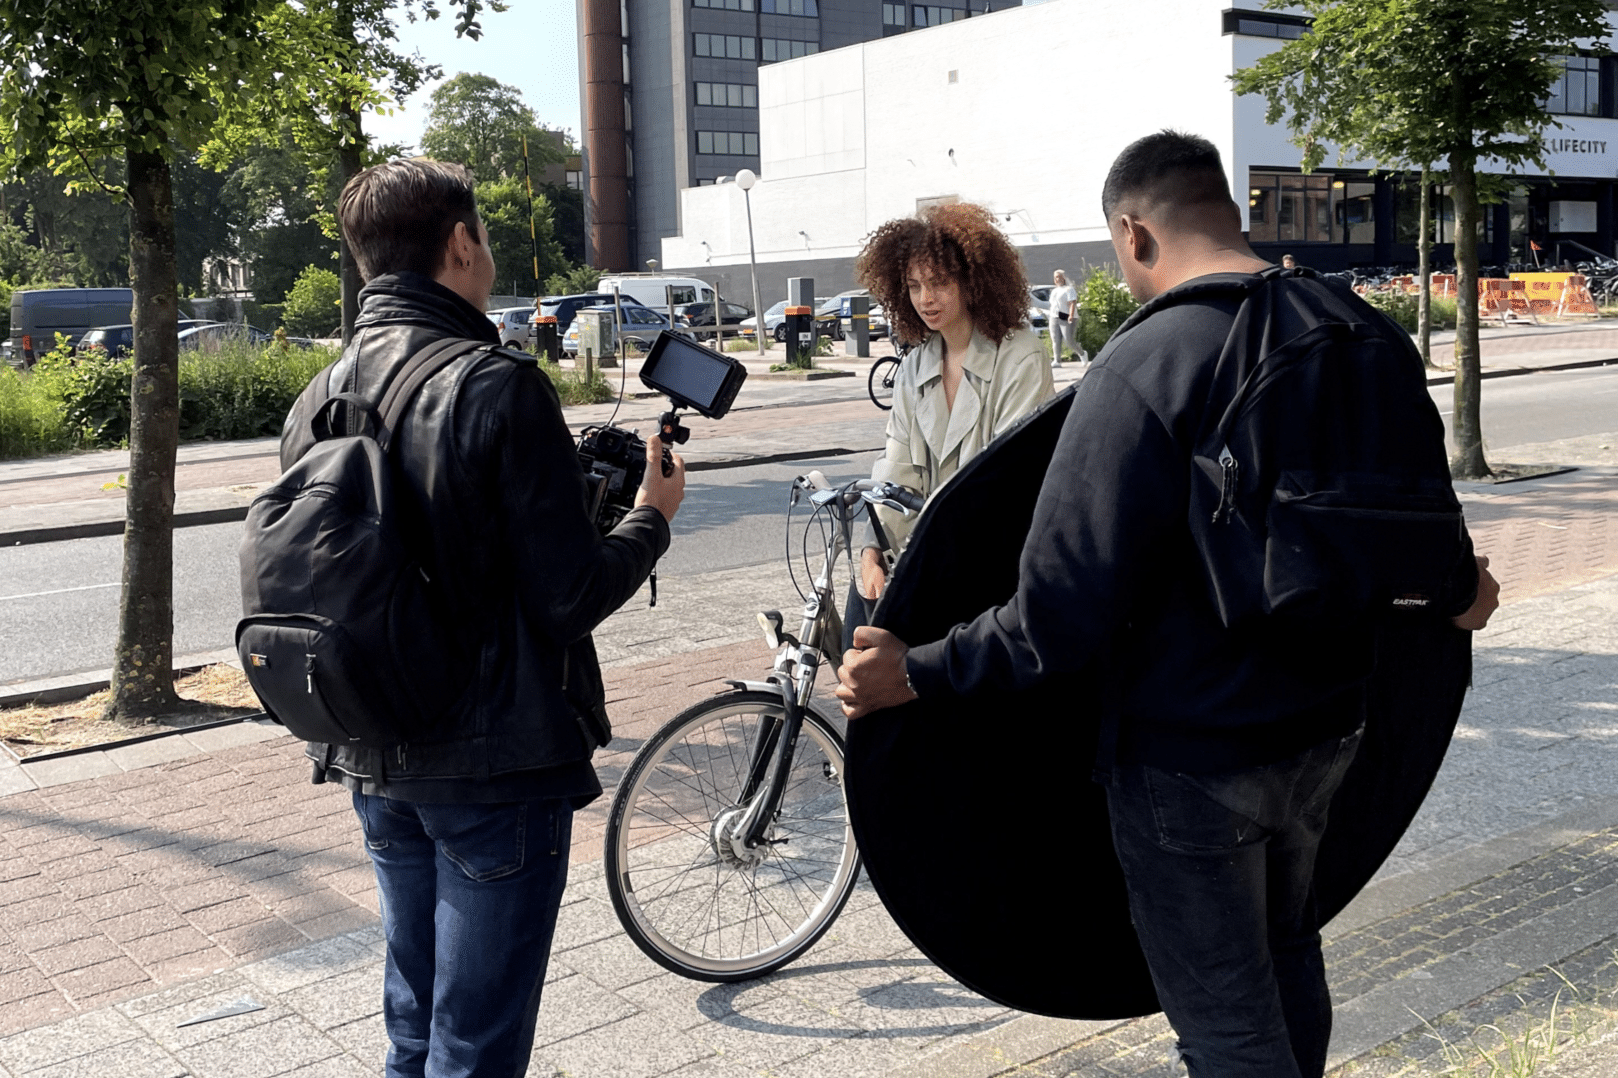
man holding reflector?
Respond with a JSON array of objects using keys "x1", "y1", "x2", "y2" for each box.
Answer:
[{"x1": 836, "y1": 131, "x2": 1499, "y2": 1078}]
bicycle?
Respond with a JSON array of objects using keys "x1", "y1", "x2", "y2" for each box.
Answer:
[
  {"x1": 867, "y1": 340, "x2": 911, "y2": 411},
  {"x1": 604, "y1": 471, "x2": 923, "y2": 982}
]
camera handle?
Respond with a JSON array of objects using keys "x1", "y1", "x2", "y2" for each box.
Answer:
[{"x1": 655, "y1": 408, "x2": 688, "y2": 477}]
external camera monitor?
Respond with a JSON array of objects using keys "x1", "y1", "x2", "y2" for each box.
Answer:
[{"x1": 640, "y1": 331, "x2": 748, "y2": 419}]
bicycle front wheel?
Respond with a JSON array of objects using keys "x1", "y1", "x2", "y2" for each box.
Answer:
[
  {"x1": 605, "y1": 690, "x2": 860, "y2": 982},
  {"x1": 867, "y1": 357, "x2": 901, "y2": 411}
]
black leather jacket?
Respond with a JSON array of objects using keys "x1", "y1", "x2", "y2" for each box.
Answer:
[{"x1": 280, "y1": 273, "x2": 669, "y2": 803}]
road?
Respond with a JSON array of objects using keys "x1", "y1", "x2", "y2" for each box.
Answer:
[
  {"x1": 0, "y1": 451, "x2": 879, "y2": 684},
  {"x1": 3, "y1": 363, "x2": 1613, "y2": 686},
  {"x1": 1430, "y1": 364, "x2": 1618, "y2": 447}
]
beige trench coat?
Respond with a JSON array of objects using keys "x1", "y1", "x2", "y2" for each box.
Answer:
[{"x1": 870, "y1": 325, "x2": 1055, "y2": 552}]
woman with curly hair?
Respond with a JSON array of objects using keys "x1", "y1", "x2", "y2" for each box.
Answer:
[{"x1": 844, "y1": 202, "x2": 1054, "y2": 645}]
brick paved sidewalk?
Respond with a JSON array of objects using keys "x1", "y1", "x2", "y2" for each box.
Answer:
[{"x1": 0, "y1": 467, "x2": 1609, "y2": 1076}]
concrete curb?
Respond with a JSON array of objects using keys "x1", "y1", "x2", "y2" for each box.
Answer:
[
  {"x1": 0, "y1": 646, "x2": 240, "y2": 709},
  {"x1": 1423, "y1": 354, "x2": 1618, "y2": 385}
]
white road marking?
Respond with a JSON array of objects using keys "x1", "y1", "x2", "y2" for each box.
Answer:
[{"x1": 0, "y1": 581, "x2": 120, "y2": 602}]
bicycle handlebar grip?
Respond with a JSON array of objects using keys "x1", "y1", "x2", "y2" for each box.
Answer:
[{"x1": 886, "y1": 486, "x2": 925, "y2": 514}]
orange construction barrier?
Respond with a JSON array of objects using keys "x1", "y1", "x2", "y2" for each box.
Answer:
[
  {"x1": 1478, "y1": 279, "x2": 1536, "y2": 324},
  {"x1": 1430, "y1": 274, "x2": 1456, "y2": 298},
  {"x1": 1558, "y1": 273, "x2": 1599, "y2": 317},
  {"x1": 1509, "y1": 272, "x2": 1580, "y2": 317}
]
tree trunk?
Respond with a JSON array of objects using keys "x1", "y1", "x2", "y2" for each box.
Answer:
[
  {"x1": 1417, "y1": 168, "x2": 1432, "y2": 367},
  {"x1": 1450, "y1": 158, "x2": 1490, "y2": 479},
  {"x1": 337, "y1": 0, "x2": 364, "y2": 345},
  {"x1": 338, "y1": 128, "x2": 363, "y2": 345},
  {"x1": 103, "y1": 147, "x2": 182, "y2": 724}
]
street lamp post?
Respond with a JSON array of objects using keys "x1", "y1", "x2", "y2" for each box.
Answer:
[{"x1": 735, "y1": 169, "x2": 767, "y2": 356}]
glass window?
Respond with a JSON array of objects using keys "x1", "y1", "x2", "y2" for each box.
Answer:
[
  {"x1": 913, "y1": 5, "x2": 967, "y2": 27},
  {"x1": 762, "y1": 38, "x2": 817, "y2": 61},
  {"x1": 1548, "y1": 55, "x2": 1601, "y2": 117},
  {"x1": 695, "y1": 82, "x2": 757, "y2": 108},
  {"x1": 694, "y1": 0, "x2": 756, "y2": 9},
  {"x1": 1236, "y1": 18, "x2": 1303, "y2": 39},
  {"x1": 697, "y1": 34, "x2": 755, "y2": 59},
  {"x1": 883, "y1": 2, "x2": 905, "y2": 25},
  {"x1": 695, "y1": 130, "x2": 760, "y2": 157},
  {"x1": 1247, "y1": 171, "x2": 1335, "y2": 244},
  {"x1": 761, "y1": 0, "x2": 818, "y2": 13}
]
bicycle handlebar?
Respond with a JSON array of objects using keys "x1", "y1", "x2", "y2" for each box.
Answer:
[{"x1": 796, "y1": 473, "x2": 922, "y2": 516}]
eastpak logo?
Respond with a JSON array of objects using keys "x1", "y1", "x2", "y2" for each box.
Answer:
[{"x1": 1391, "y1": 596, "x2": 1431, "y2": 608}]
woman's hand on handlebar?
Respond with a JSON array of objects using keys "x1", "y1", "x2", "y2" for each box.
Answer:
[{"x1": 860, "y1": 547, "x2": 887, "y2": 601}]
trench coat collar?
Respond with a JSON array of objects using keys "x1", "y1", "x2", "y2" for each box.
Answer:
[{"x1": 912, "y1": 328, "x2": 998, "y2": 465}]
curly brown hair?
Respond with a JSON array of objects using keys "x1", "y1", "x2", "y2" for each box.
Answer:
[{"x1": 854, "y1": 202, "x2": 1030, "y2": 346}]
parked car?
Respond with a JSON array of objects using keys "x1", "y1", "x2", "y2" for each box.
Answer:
[
  {"x1": 529, "y1": 293, "x2": 617, "y2": 344},
  {"x1": 178, "y1": 323, "x2": 314, "y2": 350},
  {"x1": 1026, "y1": 285, "x2": 1053, "y2": 330},
  {"x1": 815, "y1": 289, "x2": 873, "y2": 340},
  {"x1": 487, "y1": 306, "x2": 536, "y2": 348},
  {"x1": 10, "y1": 287, "x2": 134, "y2": 366},
  {"x1": 76, "y1": 320, "x2": 219, "y2": 356},
  {"x1": 673, "y1": 300, "x2": 753, "y2": 328},
  {"x1": 740, "y1": 297, "x2": 832, "y2": 342},
  {"x1": 560, "y1": 303, "x2": 686, "y2": 355}
]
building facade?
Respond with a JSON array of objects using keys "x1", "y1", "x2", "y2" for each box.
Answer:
[
  {"x1": 577, "y1": 0, "x2": 1022, "y2": 271},
  {"x1": 649, "y1": 0, "x2": 1618, "y2": 304}
]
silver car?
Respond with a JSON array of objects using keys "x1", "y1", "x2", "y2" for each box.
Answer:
[{"x1": 560, "y1": 304, "x2": 686, "y2": 355}]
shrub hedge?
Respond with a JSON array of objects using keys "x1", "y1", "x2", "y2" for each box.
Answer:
[{"x1": 0, "y1": 339, "x2": 620, "y2": 460}]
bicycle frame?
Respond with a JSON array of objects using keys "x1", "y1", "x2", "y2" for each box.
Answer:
[{"x1": 729, "y1": 475, "x2": 915, "y2": 849}]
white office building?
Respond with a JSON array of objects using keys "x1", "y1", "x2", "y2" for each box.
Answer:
[{"x1": 657, "y1": 0, "x2": 1618, "y2": 300}]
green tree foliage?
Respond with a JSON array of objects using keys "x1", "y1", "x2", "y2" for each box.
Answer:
[
  {"x1": 477, "y1": 176, "x2": 568, "y2": 297},
  {"x1": 0, "y1": 0, "x2": 278, "y2": 722},
  {"x1": 544, "y1": 265, "x2": 604, "y2": 297},
  {"x1": 543, "y1": 182, "x2": 586, "y2": 266},
  {"x1": 421, "y1": 73, "x2": 564, "y2": 183},
  {"x1": 282, "y1": 266, "x2": 344, "y2": 337},
  {"x1": 221, "y1": 131, "x2": 340, "y2": 304},
  {"x1": 1232, "y1": 0, "x2": 1609, "y2": 478},
  {"x1": 1075, "y1": 267, "x2": 1139, "y2": 357}
]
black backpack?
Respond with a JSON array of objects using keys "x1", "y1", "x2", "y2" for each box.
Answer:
[
  {"x1": 236, "y1": 337, "x2": 486, "y2": 746},
  {"x1": 1153, "y1": 268, "x2": 1474, "y2": 627}
]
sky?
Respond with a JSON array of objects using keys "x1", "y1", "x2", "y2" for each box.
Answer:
[{"x1": 367, "y1": 1, "x2": 582, "y2": 154}]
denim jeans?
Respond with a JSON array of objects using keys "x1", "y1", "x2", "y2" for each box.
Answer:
[
  {"x1": 352, "y1": 793, "x2": 574, "y2": 1078},
  {"x1": 1104, "y1": 727, "x2": 1362, "y2": 1078}
]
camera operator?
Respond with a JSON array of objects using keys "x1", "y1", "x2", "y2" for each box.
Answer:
[{"x1": 282, "y1": 158, "x2": 683, "y2": 1077}]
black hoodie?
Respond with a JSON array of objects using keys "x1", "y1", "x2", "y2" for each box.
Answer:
[{"x1": 905, "y1": 272, "x2": 1470, "y2": 772}]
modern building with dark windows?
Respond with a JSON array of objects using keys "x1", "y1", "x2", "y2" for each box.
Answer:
[
  {"x1": 644, "y1": 0, "x2": 1618, "y2": 299},
  {"x1": 575, "y1": 0, "x2": 1021, "y2": 270}
]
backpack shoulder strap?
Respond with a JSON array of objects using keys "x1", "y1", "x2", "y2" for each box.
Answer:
[{"x1": 374, "y1": 337, "x2": 493, "y2": 452}]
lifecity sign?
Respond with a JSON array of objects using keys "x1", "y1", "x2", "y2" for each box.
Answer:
[{"x1": 1545, "y1": 137, "x2": 1610, "y2": 154}]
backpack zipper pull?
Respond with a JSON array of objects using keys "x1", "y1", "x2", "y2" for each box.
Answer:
[
  {"x1": 649, "y1": 566, "x2": 658, "y2": 608},
  {"x1": 1214, "y1": 446, "x2": 1239, "y2": 524},
  {"x1": 305, "y1": 653, "x2": 316, "y2": 694}
]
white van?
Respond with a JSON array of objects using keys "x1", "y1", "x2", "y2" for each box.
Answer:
[{"x1": 595, "y1": 274, "x2": 715, "y2": 310}]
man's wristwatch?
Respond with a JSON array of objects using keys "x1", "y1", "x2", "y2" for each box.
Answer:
[{"x1": 903, "y1": 663, "x2": 916, "y2": 698}]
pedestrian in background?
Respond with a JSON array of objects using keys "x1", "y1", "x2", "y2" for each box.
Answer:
[
  {"x1": 1048, "y1": 268, "x2": 1078, "y2": 366},
  {"x1": 841, "y1": 201, "x2": 1054, "y2": 649}
]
